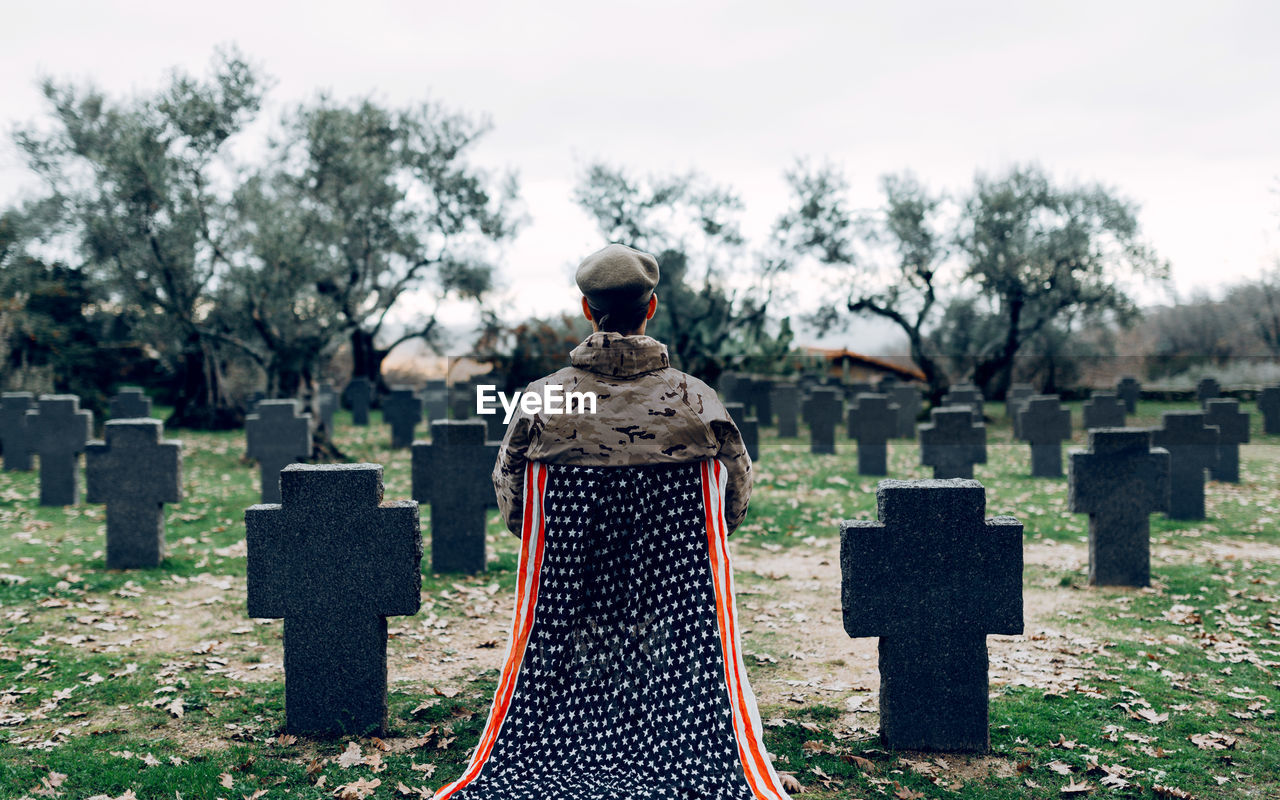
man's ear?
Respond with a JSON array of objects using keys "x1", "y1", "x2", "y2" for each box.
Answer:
[
  {"x1": 646, "y1": 294, "x2": 657, "y2": 320},
  {"x1": 581, "y1": 296, "x2": 593, "y2": 321}
]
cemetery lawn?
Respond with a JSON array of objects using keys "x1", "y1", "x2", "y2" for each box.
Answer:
[{"x1": 0, "y1": 401, "x2": 1275, "y2": 799}]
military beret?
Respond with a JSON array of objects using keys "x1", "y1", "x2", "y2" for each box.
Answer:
[{"x1": 575, "y1": 244, "x2": 660, "y2": 312}]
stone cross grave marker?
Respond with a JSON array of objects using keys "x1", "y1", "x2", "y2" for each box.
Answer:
[
  {"x1": 718, "y1": 371, "x2": 741, "y2": 403},
  {"x1": 314, "y1": 382, "x2": 338, "y2": 434},
  {"x1": 449, "y1": 380, "x2": 476, "y2": 420},
  {"x1": 1259, "y1": 386, "x2": 1280, "y2": 435},
  {"x1": 771, "y1": 383, "x2": 799, "y2": 438},
  {"x1": 383, "y1": 386, "x2": 423, "y2": 449},
  {"x1": 803, "y1": 387, "x2": 842, "y2": 455},
  {"x1": 1116, "y1": 376, "x2": 1141, "y2": 413},
  {"x1": 86, "y1": 419, "x2": 182, "y2": 569},
  {"x1": 1082, "y1": 391, "x2": 1126, "y2": 430},
  {"x1": 746, "y1": 379, "x2": 774, "y2": 427},
  {"x1": 1196, "y1": 377, "x2": 1221, "y2": 406},
  {"x1": 109, "y1": 387, "x2": 151, "y2": 420},
  {"x1": 877, "y1": 375, "x2": 900, "y2": 393},
  {"x1": 246, "y1": 400, "x2": 312, "y2": 504},
  {"x1": 423, "y1": 380, "x2": 448, "y2": 425},
  {"x1": 844, "y1": 381, "x2": 875, "y2": 404},
  {"x1": 1, "y1": 392, "x2": 36, "y2": 471},
  {"x1": 27, "y1": 395, "x2": 93, "y2": 506},
  {"x1": 1006, "y1": 384, "x2": 1034, "y2": 438},
  {"x1": 246, "y1": 463, "x2": 421, "y2": 736},
  {"x1": 889, "y1": 384, "x2": 921, "y2": 439},
  {"x1": 1017, "y1": 395, "x2": 1072, "y2": 477},
  {"x1": 846, "y1": 393, "x2": 899, "y2": 475},
  {"x1": 726, "y1": 403, "x2": 759, "y2": 462},
  {"x1": 919, "y1": 407, "x2": 986, "y2": 479},
  {"x1": 343, "y1": 378, "x2": 373, "y2": 426},
  {"x1": 841, "y1": 478, "x2": 1022, "y2": 752},
  {"x1": 943, "y1": 384, "x2": 984, "y2": 422},
  {"x1": 412, "y1": 420, "x2": 499, "y2": 573},
  {"x1": 1068, "y1": 428, "x2": 1169, "y2": 587},
  {"x1": 1150, "y1": 411, "x2": 1218, "y2": 520},
  {"x1": 1203, "y1": 399, "x2": 1249, "y2": 483}
]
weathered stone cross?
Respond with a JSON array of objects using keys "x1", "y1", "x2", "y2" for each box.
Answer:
[
  {"x1": 1259, "y1": 386, "x2": 1280, "y2": 435},
  {"x1": 1017, "y1": 395, "x2": 1072, "y2": 477},
  {"x1": 803, "y1": 387, "x2": 842, "y2": 455},
  {"x1": 1, "y1": 392, "x2": 36, "y2": 472},
  {"x1": 1202, "y1": 399, "x2": 1249, "y2": 483},
  {"x1": 1150, "y1": 411, "x2": 1218, "y2": 520},
  {"x1": 382, "y1": 386, "x2": 423, "y2": 449},
  {"x1": 108, "y1": 387, "x2": 152, "y2": 420},
  {"x1": 726, "y1": 402, "x2": 759, "y2": 462},
  {"x1": 246, "y1": 463, "x2": 421, "y2": 736},
  {"x1": 841, "y1": 479, "x2": 1023, "y2": 752},
  {"x1": 846, "y1": 393, "x2": 898, "y2": 475},
  {"x1": 27, "y1": 395, "x2": 93, "y2": 506},
  {"x1": 86, "y1": 419, "x2": 183, "y2": 569},
  {"x1": 1082, "y1": 391, "x2": 1126, "y2": 430},
  {"x1": 343, "y1": 378, "x2": 373, "y2": 426},
  {"x1": 919, "y1": 407, "x2": 986, "y2": 479},
  {"x1": 1068, "y1": 428, "x2": 1169, "y2": 587},
  {"x1": 246, "y1": 400, "x2": 312, "y2": 504},
  {"x1": 412, "y1": 421, "x2": 499, "y2": 573}
]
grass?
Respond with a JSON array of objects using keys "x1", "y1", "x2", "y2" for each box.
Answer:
[{"x1": 1, "y1": 399, "x2": 1277, "y2": 798}]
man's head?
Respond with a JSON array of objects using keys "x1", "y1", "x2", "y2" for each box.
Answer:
[{"x1": 575, "y1": 244, "x2": 660, "y2": 335}]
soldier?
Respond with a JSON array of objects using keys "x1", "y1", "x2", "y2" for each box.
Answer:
[{"x1": 438, "y1": 244, "x2": 790, "y2": 799}]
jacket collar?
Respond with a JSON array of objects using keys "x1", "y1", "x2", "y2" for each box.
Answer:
[{"x1": 570, "y1": 332, "x2": 671, "y2": 378}]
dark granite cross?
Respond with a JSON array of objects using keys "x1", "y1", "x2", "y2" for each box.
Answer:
[
  {"x1": 1260, "y1": 386, "x2": 1280, "y2": 435},
  {"x1": 1, "y1": 392, "x2": 36, "y2": 472},
  {"x1": 422, "y1": 380, "x2": 448, "y2": 425},
  {"x1": 841, "y1": 478, "x2": 1022, "y2": 752},
  {"x1": 26, "y1": 395, "x2": 93, "y2": 506},
  {"x1": 726, "y1": 403, "x2": 760, "y2": 462},
  {"x1": 1150, "y1": 411, "x2": 1218, "y2": 520},
  {"x1": 919, "y1": 407, "x2": 986, "y2": 479},
  {"x1": 846, "y1": 393, "x2": 898, "y2": 475},
  {"x1": 1082, "y1": 391, "x2": 1127, "y2": 430},
  {"x1": 343, "y1": 378, "x2": 374, "y2": 426},
  {"x1": 412, "y1": 421, "x2": 499, "y2": 573},
  {"x1": 844, "y1": 382, "x2": 875, "y2": 406},
  {"x1": 1068, "y1": 428, "x2": 1169, "y2": 587},
  {"x1": 314, "y1": 382, "x2": 338, "y2": 434},
  {"x1": 803, "y1": 387, "x2": 842, "y2": 455},
  {"x1": 771, "y1": 383, "x2": 799, "y2": 438},
  {"x1": 1196, "y1": 377, "x2": 1221, "y2": 407},
  {"x1": 747, "y1": 379, "x2": 774, "y2": 427},
  {"x1": 108, "y1": 387, "x2": 152, "y2": 420},
  {"x1": 86, "y1": 419, "x2": 183, "y2": 569},
  {"x1": 382, "y1": 386, "x2": 423, "y2": 449},
  {"x1": 1203, "y1": 399, "x2": 1249, "y2": 483},
  {"x1": 943, "y1": 384, "x2": 984, "y2": 422},
  {"x1": 1006, "y1": 384, "x2": 1034, "y2": 439},
  {"x1": 246, "y1": 400, "x2": 312, "y2": 504},
  {"x1": 1017, "y1": 395, "x2": 1072, "y2": 477},
  {"x1": 1116, "y1": 376, "x2": 1141, "y2": 414},
  {"x1": 246, "y1": 463, "x2": 421, "y2": 736},
  {"x1": 888, "y1": 385, "x2": 921, "y2": 439}
]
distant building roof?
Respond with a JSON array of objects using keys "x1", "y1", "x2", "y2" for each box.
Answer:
[{"x1": 800, "y1": 346, "x2": 926, "y2": 382}]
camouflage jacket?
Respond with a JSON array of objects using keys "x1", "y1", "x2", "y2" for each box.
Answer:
[{"x1": 492, "y1": 332, "x2": 752, "y2": 535}]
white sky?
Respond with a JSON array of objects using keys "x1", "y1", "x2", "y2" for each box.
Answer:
[{"x1": 2, "y1": 0, "x2": 1278, "y2": 352}]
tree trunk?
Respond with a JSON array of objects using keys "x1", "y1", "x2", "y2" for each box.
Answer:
[{"x1": 167, "y1": 337, "x2": 239, "y2": 430}]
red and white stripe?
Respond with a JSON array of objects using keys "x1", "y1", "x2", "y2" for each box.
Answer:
[
  {"x1": 701, "y1": 459, "x2": 792, "y2": 800},
  {"x1": 434, "y1": 462, "x2": 548, "y2": 800}
]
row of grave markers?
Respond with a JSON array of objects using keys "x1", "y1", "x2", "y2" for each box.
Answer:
[{"x1": 1, "y1": 385, "x2": 1276, "y2": 752}]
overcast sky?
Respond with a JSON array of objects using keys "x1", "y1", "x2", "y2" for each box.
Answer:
[{"x1": 3, "y1": 1, "x2": 1278, "y2": 351}]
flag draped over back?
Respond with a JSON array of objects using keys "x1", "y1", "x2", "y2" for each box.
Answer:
[{"x1": 435, "y1": 460, "x2": 790, "y2": 800}]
